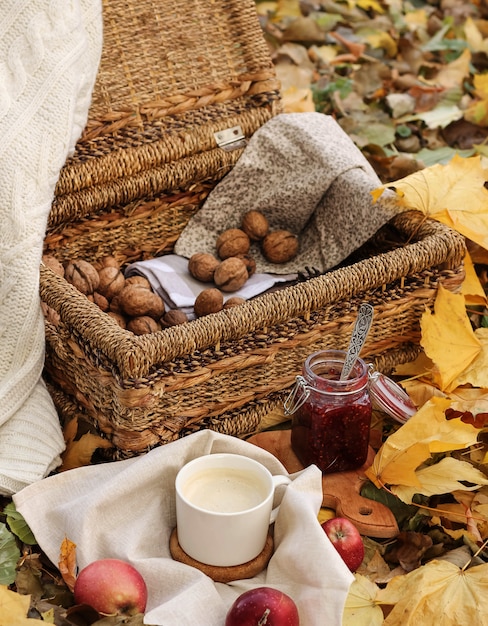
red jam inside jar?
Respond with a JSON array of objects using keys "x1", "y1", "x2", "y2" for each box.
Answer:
[{"x1": 290, "y1": 350, "x2": 372, "y2": 474}]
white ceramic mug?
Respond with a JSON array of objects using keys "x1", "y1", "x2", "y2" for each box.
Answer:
[{"x1": 175, "y1": 453, "x2": 291, "y2": 567}]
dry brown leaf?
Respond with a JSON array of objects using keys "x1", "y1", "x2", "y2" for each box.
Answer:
[
  {"x1": 60, "y1": 416, "x2": 112, "y2": 471},
  {"x1": 58, "y1": 537, "x2": 77, "y2": 593},
  {"x1": 384, "y1": 531, "x2": 433, "y2": 572}
]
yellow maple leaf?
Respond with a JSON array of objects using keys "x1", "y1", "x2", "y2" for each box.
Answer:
[
  {"x1": 429, "y1": 48, "x2": 471, "y2": 89},
  {"x1": 454, "y1": 328, "x2": 488, "y2": 389},
  {"x1": 404, "y1": 8, "x2": 428, "y2": 32},
  {"x1": 356, "y1": 0, "x2": 384, "y2": 12},
  {"x1": 420, "y1": 285, "x2": 481, "y2": 392},
  {"x1": 281, "y1": 86, "x2": 316, "y2": 113},
  {"x1": 391, "y1": 456, "x2": 488, "y2": 504},
  {"x1": 464, "y1": 73, "x2": 488, "y2": 126},
  {"x1": 373, "y1": 154, "x2": 488, "y2": 250},
  {"x1": 464, "y1": 98, "x2": 488, "y2": 127},
  {"x1": 377, "y1": 560, "x2": 488, "y2": 626},
  {"x1": 464, "y1": 17, "x2": 488, "y2": 54},
  {"x1": 400, "y1": 378, "x2": 446, "y2": 411},
  {"x1": 366, "y1": 441, "x2": 431, "y2": 490},
  {"x1": 394, "y1": 350, "x2": 443, "y2": 392},
  {"x1": 0, "y1": 586, "x2": 43, "y2": 625},
  {"x1": 343, "y1": 574, "x2": 384, "y2": 626},
  {"x1": 449, "y1": 385, "x2": 488, "y2": 414},
  {"x1": 275, "y1": 0, "x2": 301, "y2": 18},
  {"x1": 462, "y1": 250, "x2": 487, "y2": 305},
  {"x1": 366, "y1": 31, "x2": 397, "y2": 57},
  {"x1": 365, "y1": 397, "x2": 480, "y2": 489}
]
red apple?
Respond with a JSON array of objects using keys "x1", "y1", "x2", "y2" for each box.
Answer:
[
  {"x1": 73, "y1": 558, "x2": 147, "y2": 616},
  {"x1": 321, "y1": 517, "x2": 364, "y2": 572},
  {"x1": 225, "y1": 587, "x2": 300, "y2": 626}
]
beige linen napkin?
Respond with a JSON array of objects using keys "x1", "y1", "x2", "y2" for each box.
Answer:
[
  {"x1": 14, "y1": 430, "x2": 353, "y2": 626},
  {"x1": 174, "y1": 112, "x2": 399, "y2": 275}
]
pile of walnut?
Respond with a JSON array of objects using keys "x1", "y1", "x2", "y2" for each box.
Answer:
[
  {"x1": 42, "y1": 255, "x2": 187, "y2": 335},
  {"x1": 41, "y1": 211, "x2": 298, "y2": 335},
  {"x1": 188, "y1": 210, "x2": 298, "y2": 316}
]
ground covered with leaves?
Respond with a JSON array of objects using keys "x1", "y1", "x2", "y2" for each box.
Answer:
[{"x1": 3, "y1": 0, "x2": 488, "y2": 625}]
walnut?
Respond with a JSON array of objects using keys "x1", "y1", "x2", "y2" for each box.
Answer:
[
  {"x1": 188, "y1": 253, "x2": 220, "y2": 282},
  {"x1": 125, "y1": 275, "x2": 152, "y2": 290},
  {"x1": 162, "y1": 310, "x2": 189, "y2": 327},
  {"x1": 241, "y1": 210, "x2": 269, "y2": 241},
  {"x1": 127, "y1": 316, "x2": 162, "y2": 335},
  {"x1": 214, "y1": 257, "x2": 248, "y2": 292},
  {"x1": 93, "y1": 255, "x2": 120, "y2": 272},
  {"x1": 97, "y1": 266, "x2": 125, "y2": 300},
  {"x1": 237, "y1": 254, "x2": 257, "y2": 278},
  {"x1": 118, "y1": 284, "x2": 165, "y2": 319},
  {"x1": 109, "y1": 292, "x2": 123, "y2": 314},
  {"x1": 223, "y1": 296, "x2": 246, "y2": 309},
  {"x1": 216, "y1": 228, "x2": 250, "y2": 259},
  {"x1": 42, "y1": 255, "x2": 64, "y2": 277},
  {"x1": 262, "y1": 230, "x2": 299, "y2": 264},
  {"x1": 194, "y1": 288, "x2": 224, "y2": 317},
  {"x1": 107, "y1": 311, "x2": 127, "y2": 329},
  {"x1": 65, "y1": 259, "x2": 100, "y2": 294},
  {"x1": 92, "y1": 292, "x2": 110, "y2": 312}
]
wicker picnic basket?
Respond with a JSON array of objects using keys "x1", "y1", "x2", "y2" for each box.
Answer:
[{"x1": 41, "y1": 0, "x2": 467, "y2": 459}]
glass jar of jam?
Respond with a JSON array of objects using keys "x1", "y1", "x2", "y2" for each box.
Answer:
[{"x1": 286, "y1": 349, "x2": 372, "y2": 474}]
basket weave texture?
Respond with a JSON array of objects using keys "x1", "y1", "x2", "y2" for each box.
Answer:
[
  {"x1": 41, "y1": 1, "x2": 467, "y2": 459},
  {"x1": 45, "y1": 0, "x2": 282, "y2": 264}
]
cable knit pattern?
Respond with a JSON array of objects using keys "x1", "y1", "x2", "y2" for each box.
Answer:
[{"x1": 0, "y1": 0, "x2": 102, "y2": 495}]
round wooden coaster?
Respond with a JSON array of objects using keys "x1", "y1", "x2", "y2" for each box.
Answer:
[{"x1": 169, "y1": 527, "x2": 274, "y2": 583}]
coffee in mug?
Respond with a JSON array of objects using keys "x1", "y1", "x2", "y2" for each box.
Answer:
[{"x1": 175, "y1": 453, "x2": 291, "y2": 567}]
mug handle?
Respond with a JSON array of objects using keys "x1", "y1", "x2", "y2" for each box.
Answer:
[{"x1": 269, "y1": 474, "x2": 292, "y2": 523}]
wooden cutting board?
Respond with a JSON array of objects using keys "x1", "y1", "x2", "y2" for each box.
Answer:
[{"x1": 247, "y1": 429, "x2": 399, "y2": 538}]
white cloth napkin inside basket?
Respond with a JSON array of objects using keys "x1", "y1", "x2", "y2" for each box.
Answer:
[
  {"x1": 14, "y1": 430, "x2": 354, "y2": 626},
  {"x1": 0, "y1": 0, "x2": 102, "y2": 494},
  {"x1": 125, "y1": 254, "x2": 297, "y2": 317}
]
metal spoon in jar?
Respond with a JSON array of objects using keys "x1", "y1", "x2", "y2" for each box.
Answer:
[{"x1": 340, "y1": 303, "x2": 374, "y2": 380}]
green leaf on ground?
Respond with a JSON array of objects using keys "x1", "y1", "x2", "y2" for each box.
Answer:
[
  {"x1": 0, "y1": 522, "x2": 21, "y2": 585},
  {"x1": 4, "y1": 502, "x2": 36, "y2": 545}
]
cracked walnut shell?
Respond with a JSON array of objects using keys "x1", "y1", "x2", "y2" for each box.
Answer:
[
  {"x1": 127, "y1": 316, "x2": 162, "y2": 335},
  {"x1": 162, "y1": 310, "x2": 189, "y2": 327},
  {"x1": 97, "y1": 266, "x2": 125, "y2": 300},
  {"x1": 118, "y1": 284, "x2": 165, "y2": 319},
  {"x1": 214, "y1": 257, "x2": 248, "y2": 292},
  {"x1": 241, "y1": 210, "x2": 269, "y2": 241},
  {"x1": 65, "y1": 259, "x2": 100, "y2": 294},
  {"x1": 194, "y1": 288, "x2": 224, "y2": 317},
  {"x1": 262, "y1": 230, "x2": 299, "y2": 264},
  {"x1": 216, "y1": 228, "x2": 250, "y2": 259},
  {"x1": 188, "y1": 252, "x2": 220, "y2": 282}
]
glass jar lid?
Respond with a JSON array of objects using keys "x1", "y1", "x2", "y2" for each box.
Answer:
[{"x1": 368, "y1": 368, "x2": 417, "y2": 424}]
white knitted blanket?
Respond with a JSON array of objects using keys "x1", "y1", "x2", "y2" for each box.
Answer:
[{"x1": 0, "y1": 0, "x2": 102, "y2": 495}]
